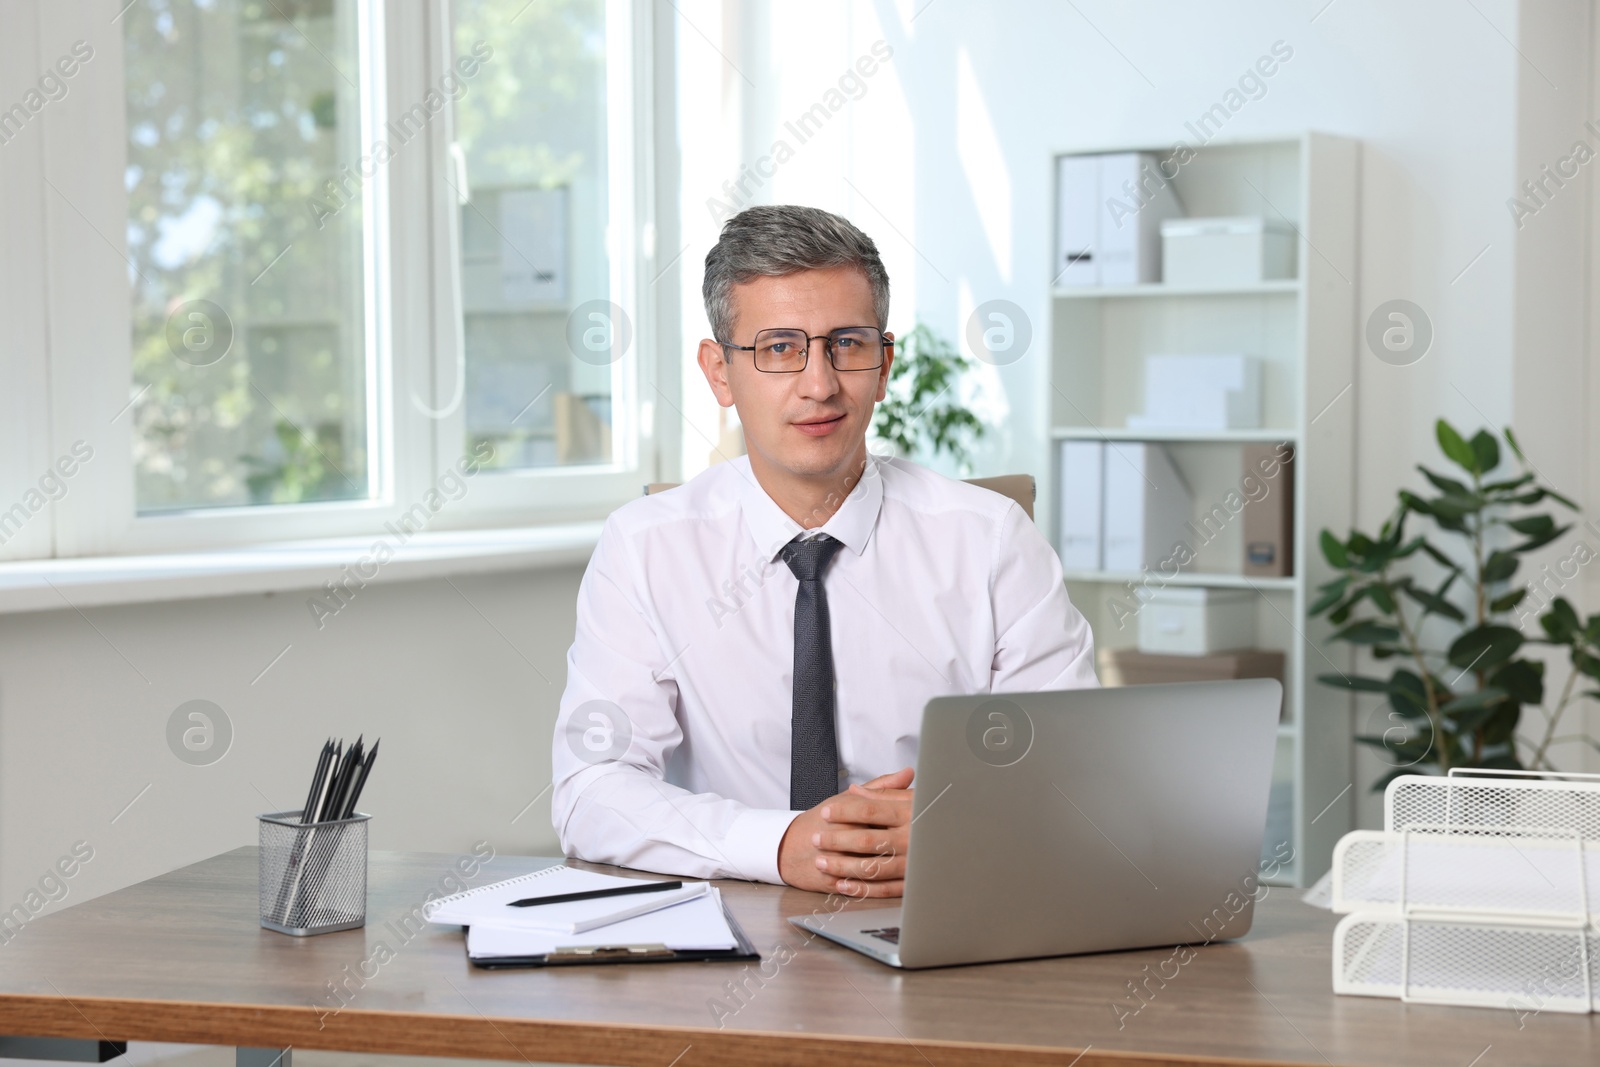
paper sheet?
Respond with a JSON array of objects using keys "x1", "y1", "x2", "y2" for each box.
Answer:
[
  {"x1": 466, "y1": 887, "x2": 740, "y2": 959},
  {"x1": 425, "y1": 864, "x2": 707, "y2": 932}
]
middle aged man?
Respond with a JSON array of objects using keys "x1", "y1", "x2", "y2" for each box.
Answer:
[{"x1": 552, "y1": 204, "x2": 1097, "y2": 898}]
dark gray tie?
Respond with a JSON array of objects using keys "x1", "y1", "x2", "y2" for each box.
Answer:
[{"x1": 783, "y1": 534, "x2": 844, "y2": 810}]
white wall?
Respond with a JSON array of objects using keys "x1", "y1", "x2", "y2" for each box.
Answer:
[
  {"x1": 3, "y1": 0, "x2": 1596, "y2": 922},
  {"x1": 676, "y1": 0, "x2": 1598, "y2": 827},
  {"x1": 0, "y1": 566, "x2": 580, "y2": 914}
]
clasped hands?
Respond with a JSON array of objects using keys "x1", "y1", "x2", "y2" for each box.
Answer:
[{"x1": 777, "y1": 767, "x2": 914, "y2": 897}]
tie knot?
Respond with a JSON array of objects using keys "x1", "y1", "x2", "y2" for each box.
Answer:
[{"x1": 782, "y1": 534, "x2": 843, "y2": 581}]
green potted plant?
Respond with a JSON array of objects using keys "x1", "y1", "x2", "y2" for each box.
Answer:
[
  {"x1": 1311, "y1": 420, "x2": 1600, "y2": 788},
  {"x1": 871, "y1": 323, "x2": 987, "y2": 474}
]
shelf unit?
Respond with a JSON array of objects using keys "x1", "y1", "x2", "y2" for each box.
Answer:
[{"x1": 1037, "y1": 134, "x2": 1359, "y2": 886}]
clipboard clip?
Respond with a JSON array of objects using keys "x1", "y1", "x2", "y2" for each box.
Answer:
[{"x1": 548, "y1": 943, "x2": 674, "y2": 962}]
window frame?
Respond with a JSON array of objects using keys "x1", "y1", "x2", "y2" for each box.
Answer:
[
  {"x1": 420, "y1": 0, "x2": 661, "y2": 525},
  {"x1": 21, "y1": 0, "x2": 665, "y2": 563}
]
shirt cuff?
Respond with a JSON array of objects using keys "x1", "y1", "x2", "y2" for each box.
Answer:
[{"x1": 726, "y1": 806, "x2": 803, "y2": 885}]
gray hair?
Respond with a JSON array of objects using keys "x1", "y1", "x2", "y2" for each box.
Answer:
[{"x1": 702, "y1": 205, "x2": 890, "y2": 344}]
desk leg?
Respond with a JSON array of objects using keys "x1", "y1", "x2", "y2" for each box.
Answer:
[
  {"x1": 236, "y1": 1050, "x2": 290, "y2": 1067},
  {"x1": 0, "y1": 1039, "x2": 125, "y2": 1061}
]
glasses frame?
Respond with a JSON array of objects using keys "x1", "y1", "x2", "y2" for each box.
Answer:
[{"x1": 720, "y1": 326, "x2": 893, "y2": 374}]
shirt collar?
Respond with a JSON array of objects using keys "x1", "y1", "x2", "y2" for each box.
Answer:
[{"x1": 736, "y1": 452, "x2": 884, "y2": 562}]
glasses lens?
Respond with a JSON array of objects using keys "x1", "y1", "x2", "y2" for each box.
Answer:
[
  {"x1": 829, "y1": 328, "x2": 884, "y2": 371},
  {"x1": 754, "y1": 329, "x2": 808, "y2": 372}
]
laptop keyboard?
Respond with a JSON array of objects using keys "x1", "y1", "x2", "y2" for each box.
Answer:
[{"x1": 861, "y1": 926, "x2": 900, "y2": 944}]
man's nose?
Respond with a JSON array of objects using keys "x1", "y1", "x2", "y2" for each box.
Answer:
[{"x1": 796, "y1": 337, "x2": 841, "y2": 399}]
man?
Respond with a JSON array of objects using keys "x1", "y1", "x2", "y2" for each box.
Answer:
[{"x1": 552, "y1": 205, "x2": 1096, "y2": 898}]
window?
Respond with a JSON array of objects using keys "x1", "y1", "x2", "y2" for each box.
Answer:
[
  {"x1": 11, "y1": 0, "x2": 663, "y2": 561},
  {"x1": 454, "y1": 0, "x2": 620, "y2": 471},
  {"x1": 125, "y1": 0, "x2": 375, "y2": 512}
]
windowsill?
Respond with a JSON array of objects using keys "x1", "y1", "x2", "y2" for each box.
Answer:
[{"x1": 0, "y1": 522, "x2": 604, "y2": 616}]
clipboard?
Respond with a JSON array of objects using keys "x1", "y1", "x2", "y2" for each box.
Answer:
[{"x1": 467, "y1": 893, "x2": 760, "y2": 969}]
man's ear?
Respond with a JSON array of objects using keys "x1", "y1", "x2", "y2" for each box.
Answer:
[
  {"x1": 874, "y1": 333, "x2": 894, "y2": 403},
  {"x1": 697, "y1": 338, "x2": 736, "y2": 408}
]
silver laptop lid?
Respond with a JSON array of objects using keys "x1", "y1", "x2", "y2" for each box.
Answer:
[{"x1": 896, "y1": 679, "x2": 1282, "y2": 968}]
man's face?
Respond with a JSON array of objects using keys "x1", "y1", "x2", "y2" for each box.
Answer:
[{"x1": 697, "y1": 265, "x2": 892, "y2": 484}]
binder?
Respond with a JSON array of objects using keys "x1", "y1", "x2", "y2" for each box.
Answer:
[
  {"x1": 1096, "y1": 153, "x2": 1183, "y2": 286},
  {"x1": 1056, "y1": 440, "x2": 1104, "y2": 570},
  {"x1": 1241, "y1": 443, "x2": 1294, "y2": 576},
  {"x1": 1055, "y1": 155, "x2": 1100, "y2": 286},
  {"x1": 1101, "y1": 442, "x2": 1191, "y2": 572}
]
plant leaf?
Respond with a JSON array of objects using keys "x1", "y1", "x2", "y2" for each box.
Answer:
[
  {"x1": 1417, "y1": 466, "x2": 1473, "y2": 498},
  {"x1": 1367, "y1": 583, "x2": 1398, "y2": 614},
  {"x1": 1320, "y1": 529, "x2": 1349, "y2": 569},
  {"x1": 1503, "y1": 426, "x2": 1525, "y2": 462},
  {"x1": 1419, "y1": 542, "x2": 1461, "y2": 573},
  {"x1": 1489, "y1": 588, "x2": 1527, "y2": 613},
  {"x1": 1447, "y1": 625, "x2": 1525, "y2": 672},
  {"x1": 1513, "y1": 524, "x2": 1572, "y2": 554},
  {"x1": 1309, "y1": 576, "x2": 1351, "y2": 616},
  {"x1": 1490, "y1": 658, "x2": 1544, "y2": 705},
  {"x1": 1483, "y1": 551, "x2": 1518, "y2": 583},
  {"x1": 1437, "y1": 419, "x2": 1478, "y2": 473},
  {"x1": 1469, "y1": 429, "x2": 1501, "y2": 475},
  {"x1": 1507, "y1": 515, "x2": 1556, "y2": 537},
  {"x1": 1318, "y1": 673, "x2": 1390, "y2": 692},
  {"x1": 1546, "y1": 486, "x2": 1580, "y2": 510},
  {"x1": 1483, "y1": 472, "x2": 1536, "y2": 493},
  {"x1": 1401, "y1": 583, "x2": 1467, "y2": 622},
  {"x1": 1441, "y1": 687, "x2": 1508, "y2": 714},
  {"x1": 1334, "y1": 620, "x2": 1403, "y2": 645},
  {"x1": 1388, "y1": 669, "x2": 1432, "y2": 719},
  {"x1": 1542, "y1": 598, "x2": 1582, "y2": 643}
]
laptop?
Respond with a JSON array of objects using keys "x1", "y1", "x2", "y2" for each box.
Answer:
[{"x1": 787, "y1": 678, "x2": 1283, "y2": 968}]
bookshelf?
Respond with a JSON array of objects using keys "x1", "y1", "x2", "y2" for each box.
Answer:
[{"x1": 1038, "y1": 133, "x2": 1359, "y2": 886}]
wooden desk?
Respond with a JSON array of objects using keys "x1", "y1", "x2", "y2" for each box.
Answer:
[{"x1": 0, "y1": 848, "x2": 1593, "y2": 1066}]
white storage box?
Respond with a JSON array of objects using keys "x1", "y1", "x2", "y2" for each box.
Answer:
[
  {"x1": 1127, "y1": 354, "x2": 1262, "y2": 431},
  {"x1": 1161, "y1": 216, "x2": 1294, "y2": 286},
  {"x1": 1331, "y1": 769, "x2": 1600, "y2": 1013},
  {"x1": 1137, "y1": 587, "x2": 1256, "y2": 655}
]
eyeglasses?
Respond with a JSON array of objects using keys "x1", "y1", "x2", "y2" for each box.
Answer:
[{"x1": 720, "y1": 327, "x2": 891, "y2": 373}]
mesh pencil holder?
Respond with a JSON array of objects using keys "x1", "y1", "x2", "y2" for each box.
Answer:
[{"x1": 258, "y1": 810, "x2": 370, "y2": 936}]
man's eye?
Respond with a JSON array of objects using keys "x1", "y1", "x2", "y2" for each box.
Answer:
[
  {"x1": 765, "y1": 343, "x2": 792, "y2": 355},
  {"x1": 834, "y1": 337, "x2": 859, "y2": 349}
]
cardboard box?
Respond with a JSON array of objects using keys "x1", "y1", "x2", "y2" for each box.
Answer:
[{"x1": 1099, "y1": 648, "x2": 1286, "y2": 719}]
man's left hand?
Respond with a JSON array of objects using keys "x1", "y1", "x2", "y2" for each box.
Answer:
[{"x1": 813, "y1": 766, "x2": 915, "y2": 897}]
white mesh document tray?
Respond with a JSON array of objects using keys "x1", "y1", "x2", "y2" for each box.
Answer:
[{"x1": 1331, "y1": 769, "x2": 1600, "y2": 1012}]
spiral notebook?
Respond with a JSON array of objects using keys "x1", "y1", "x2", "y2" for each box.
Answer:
[{"x1": 424, "y1": 863, "x2": 758, "y2": 968}]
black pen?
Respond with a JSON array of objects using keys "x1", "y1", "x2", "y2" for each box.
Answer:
[{"x1": 508, "y1": 881, "x2": 685, "y2": 908}]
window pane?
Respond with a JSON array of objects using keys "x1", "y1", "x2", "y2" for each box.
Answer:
[
  {"x1": 454, "y1": 0, "x2": 618, "y2": 470},
  {"x1": 126, "y1": 0, "x2": 372, "y2": 512}
]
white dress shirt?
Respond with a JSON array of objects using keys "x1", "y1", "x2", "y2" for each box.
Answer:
[{"x1": 551, "y1": 454, "x2": 1098, "y2": 884}]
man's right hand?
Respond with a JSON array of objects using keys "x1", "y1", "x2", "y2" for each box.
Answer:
[{"x1": 776, "y1": 768, "x2": 914, "y2": 897}]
